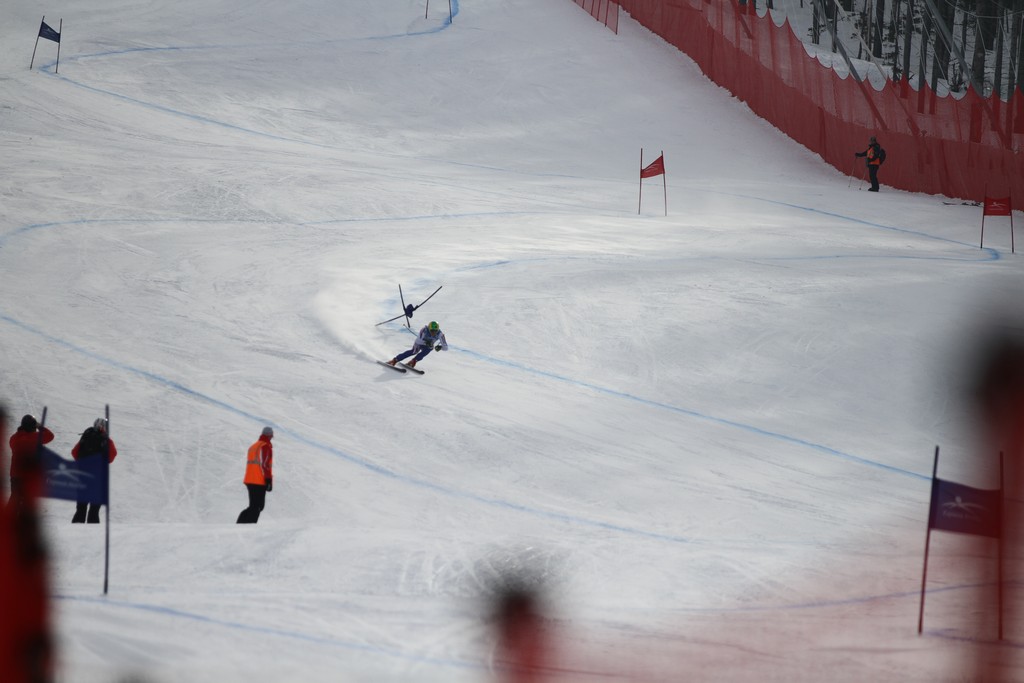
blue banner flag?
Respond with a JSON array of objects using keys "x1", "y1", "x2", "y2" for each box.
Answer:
[
  {"x1": 38, "y1": 20, "x2": 61, "y2": 43},
  {"x1": 40, "y1": 445, "x2": 108, "y2": 505},
  {"x1": 928, "y1": 477, "x2": 1001, "y2": 538}
]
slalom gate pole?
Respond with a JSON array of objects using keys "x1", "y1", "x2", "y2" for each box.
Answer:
[
  {"x1": 29, "y1": 16, "x2": 44, "y2": 69},
  {"x1": 103, "y1": 404, "x2": 110, "y2": 595},
  {"x1": 55, "y1": 19, "x2": 62, "y2": 74},
  {"x1": 981, "y1": 184, "x2": 988, "y2": 249},
  {"x1": 661, "y1": 150, "x2": 667, "y2": 217},
  {"x1": 638, "y1": 149, "x2": 643, "y2": 215},
  {"x1": 918, "y1": 445, "x2": 940, "y2": 634},
  {"x1": 998, "y1": 451, "x2": 1004, "y2": 640}
]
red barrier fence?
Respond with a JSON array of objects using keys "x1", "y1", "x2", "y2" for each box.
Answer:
[
  {"x1": 574, "y1": 0, "x2": 619, "y2": 35},
  {"x1": 616, "y1": 0, "x2": 1023, "y2": 203}
]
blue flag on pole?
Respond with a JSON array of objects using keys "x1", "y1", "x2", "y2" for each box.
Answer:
[
  {"x1": 40, "y1": 445, "x2": 108, "y2": 505},
  {"x1": 928, "y1": 477, "x2": 1001, "y2": 539},
  {"x1": 38, "y1": 20, "x2": 61, "y2": 43}
]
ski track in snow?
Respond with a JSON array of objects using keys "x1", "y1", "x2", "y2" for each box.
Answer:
[{"x1": 1, "y1": 210, "x2": 939, "y2": 552}]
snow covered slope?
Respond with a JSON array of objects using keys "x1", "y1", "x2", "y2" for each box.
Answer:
[{"x1": 1, "y1": 0, "x2": 1022, "y2": 680}]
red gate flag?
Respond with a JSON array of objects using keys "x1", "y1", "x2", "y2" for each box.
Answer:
[
  {"x1": 38, "y1": 20, "x2": 61, "y2": 43},
  {"x1": 640, "y1": 154, "x2": 665, "y2": 179},
  {"x1": 980, "y1": 195, "x2": 1015, "y2": 253},
  {"x1": 984, "y1": 196, "x2": 1012, "y2": 217}
]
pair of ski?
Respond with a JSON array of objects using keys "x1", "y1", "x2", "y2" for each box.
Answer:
[{"x1": 377, "y1": 360, "x2": 424, "y2": 375}]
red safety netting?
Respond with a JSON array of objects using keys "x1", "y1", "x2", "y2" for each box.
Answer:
[
  {"x1": 616, "y1": 0, "x2": 1023, "y2": 203},
  {"x1": 574, "y1": 0, "x2": 620, "y2": 34}
]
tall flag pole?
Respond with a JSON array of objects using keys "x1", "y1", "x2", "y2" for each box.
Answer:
[
  {"x1": 30, "y1": 17, "x2": 62, "y2": 73},
  {"x1": 39, "y1": 405, "x2": 112, "y2": 594},
  {"x1": 425, "y1": 0, "x2": 453, "y2": 22},
  {"x1": 917, "y1": 446, "x2": 940, "y2": 634},
  {"x1": 55, "y1": 19, "x2": 63, "y2": 74},
  {"x1": 634, "y1": 148, "x2": 643, "y2": 215},
  {"x1": 103, "y1": 404, "x2": 111, "y2": 595}
]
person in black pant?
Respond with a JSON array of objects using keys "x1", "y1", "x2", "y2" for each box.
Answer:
[
  {"x1": 855, "y1": 136, "x2": 885, "y2": 192},
  {"x1": 71, "y1": 418, "x2": 117, "y2": 523}
]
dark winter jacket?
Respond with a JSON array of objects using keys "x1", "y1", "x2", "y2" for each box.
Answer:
[
  {"x1": 72, "y1": 428, "x2": 117, "y2": 463},
  {"x1": 856, "y1": 142, "x2": 883, "y2": 167}
]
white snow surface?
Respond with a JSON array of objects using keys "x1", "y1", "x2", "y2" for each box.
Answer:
[{"x1": 2, "y1": 0, "x2": 1023, "y2": 681}]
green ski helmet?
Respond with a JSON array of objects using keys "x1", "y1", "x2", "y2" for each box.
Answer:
[{"x1": 428, "y1": 321, "x2": 440, "y2": 333}]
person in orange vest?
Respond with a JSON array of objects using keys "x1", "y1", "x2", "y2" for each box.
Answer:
[
  {"x1": 71, "y1": 418, "x2": 117, "y2": 524},
  {"x1": 237, "y1": 426, "x2": 274, "y2": 524},
  {"x1": 854, "y1": 135, "x2": 885, "y2": 192},
  {"x1": 8, "y1": 414, "x2": 54, "y2": 519}
]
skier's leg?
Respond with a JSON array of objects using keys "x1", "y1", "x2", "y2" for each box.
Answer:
[
  {"x1": 393, "y1": 347, "x2": 418, "y2": 363},
  {"x1": 87, "y1": 504, "x2": 101, "y2": 524}
]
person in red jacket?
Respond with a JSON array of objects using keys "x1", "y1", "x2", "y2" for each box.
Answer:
[
  {"x1": 8, "y1": 414, "x2": 55, "y2": 519},
  {"x1": 237, "y1": 426, "x2": 274, "y2": 524},
  {"x1": 71, "y1": 418, "x2": 117, "y2": 524},
  {"x1": 0, "y1": 406, "x2": 55, "y2": 683}
]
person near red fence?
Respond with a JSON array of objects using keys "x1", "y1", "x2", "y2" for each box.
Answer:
[
  {"x1": 855, "y1": 136, "x2": 886, "y2": 192},
  {"x1": 0, "y1": 406, "x2": 55, "y2": 683},
  {"x1": 71, "y1": 418, "x2": 117, "y2": 524},
  {"x1": 8, "y1": 415, "x2": 54, "y2": 519},
  {"x1": 237, "y1": 426, "x2": 274, "y2": 524}
]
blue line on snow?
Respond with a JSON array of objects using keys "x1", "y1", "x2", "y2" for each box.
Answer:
[
  {"x1": 53, "y1": 594, "x2": 482, "y2": 671},
  {"x1": 452, "y1": 347, "x2": 925, "y2": 481}
]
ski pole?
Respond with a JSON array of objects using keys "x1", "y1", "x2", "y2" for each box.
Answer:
[{"x1": 847, "y1": 157, "x2": 859, "y2": 188}]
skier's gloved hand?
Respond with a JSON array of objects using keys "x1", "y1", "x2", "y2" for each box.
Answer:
[{"x1": 266, "y1": 477, "x2": 273, "y2": 492}]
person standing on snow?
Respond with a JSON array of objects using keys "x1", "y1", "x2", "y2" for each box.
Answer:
[
  {"x1": 8, "y1": 414, "x2": 55, "y2": 518},
  {"x1": 855, "y1": 135, "x2": 885, "y2": 192},
  {"x1": 387, "y1": 320, "x2": 448, "y2": 370},
  {"x1": 71, "y1": 418, "x2": 117, "y2": 524},
  {"x1": 237, "y1": 426, "x2": 274, "y2": 524}
]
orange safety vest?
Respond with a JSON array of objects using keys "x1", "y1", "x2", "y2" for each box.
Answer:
[
  {"x1": 243, "y1": 437, "x2": 273, "y2": 485},
  {"x1": 867, "y1": 145, "x2": 881, "y2": 166}
]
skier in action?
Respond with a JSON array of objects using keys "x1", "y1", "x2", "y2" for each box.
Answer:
[{"x1": 387, "y1": 321, "x2": 448, "y2": 370}]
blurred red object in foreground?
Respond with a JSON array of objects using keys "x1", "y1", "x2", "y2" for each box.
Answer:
[{"x1": 0, "y1": 404, "x2": 54, "y2": 683}]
